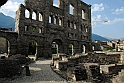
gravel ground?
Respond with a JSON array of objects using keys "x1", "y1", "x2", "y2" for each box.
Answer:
[
  {"x1": 0, "y1": 58, "x2": 92, "y2": 83},
  {"x1": 0, "y1": 58, "x2": 68, "y2": 83}
]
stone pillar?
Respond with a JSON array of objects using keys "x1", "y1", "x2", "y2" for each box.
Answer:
[
  {"x1": 42, "y1": 42, "x2": 52, "y2": 58},
  {"x1": 9, "y1": 44, "x2": 17, "y2": 55},
  {"x1": 36, "y1": 45, "x2": 43, "y2": 58},
  {"x1": 63, "y1": 42, "x2": 68, "y2": 54}
]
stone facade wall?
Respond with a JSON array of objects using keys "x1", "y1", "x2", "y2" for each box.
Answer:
[{"x1": 14, "y1": 0, "x2": 92, "y2": 58}]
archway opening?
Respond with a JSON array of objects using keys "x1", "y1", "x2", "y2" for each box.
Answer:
[
  {"x1": 82, "y1": 44, "x2": 86, "y2": 53},
  {"x1": 92, "y1": 45, "x2": 95, "y2": 51},
  {"x1": 69, "y1": 44, "x2": 74, "y2": 56},
  {"x1": 0, "y1": 37, "x2": 10, "y2": 55},
  {"x1": 51, "y1": 39, "x2": 63, "y2": 57},
  {"x1": 52, "y1": 42, "x2": 58, "y2": 54},
  {"x1": 28, "y1": 40, "x2": 37, "y2": 60}
]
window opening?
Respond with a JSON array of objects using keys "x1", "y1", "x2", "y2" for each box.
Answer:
[
  {"x1": 70, "y1": 4, "x2": 74, "y2": 15},
  {"x1": 70, "y1": 22, "x2": 73, "y2": 28},
  {"x1": 39, "y1": 28, "x2": 41, "y2": 33},
  {"x1": 74, "y1": 23, "x2": 76, "y2": 29},
  {"x1": 54, "y1": 17, "x2": 57, "y2": 24},
  {"x1": 25, "y1": 25, "x2": 28, "y2": 31},
  {"x1": 82, "y1": 45, "x2": 86, "y2": 53},
  {"x1": 82, "y1": 10, "x2": 85, "y2": 19},
  {"x1": 59, "y1": 18, "x2": 62, "y2": 26},
  {"x1": 32, "y1": 27, "x2": 36, "y2": 32},
  {"x1": 32, "y1": 11, "x2": 37, "y2": 20},
  {"x1": 49, "y1": 16, "x2": 52, "y2": 23},
  {"x1": 69, "y1": 44, "x2": 74, "y2": 56},
  {"x1": 25, "y1": 9, "x2": 30, "y2": 18},
  {"x1": 67, "y1": 20, "x2": 70, "y2": 27},
  {"x1": 53, "y1": 0, "x2": 59, "y2": 7},
  {"x1": 86, "y1": 26, "x2": 88, "y2": 32},
  {"x1": 39, "y1": 13, "x2": 43, "y2": 21}
]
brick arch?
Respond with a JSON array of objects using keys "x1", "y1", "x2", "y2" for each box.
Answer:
[
  {"x1": 48, "y1": 33, "x2": 66, "y2": 43},
  {"x1": 52, "y1": 39, "x2": 63, "y2": 54},
  {"x1": 23, "y1": 35, "x2": 44, "y2": 58},
  {"x1": 25, "y1": 36, "x2": 40, "y2": 45},
  {"x1": 0, "y1": 31, "x2": 18, "y2": 54},
  {"x1": 44, "y1": 33, "x2": 67, "y2": 57}
]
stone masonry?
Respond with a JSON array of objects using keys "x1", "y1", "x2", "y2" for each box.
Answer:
[{"x1": 0, "y1": 0, "x2": 92, "y2": 58}]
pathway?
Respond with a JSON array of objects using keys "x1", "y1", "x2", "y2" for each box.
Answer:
[{"x1": 0, "y1": 58, "x2": 67, "y2": 83}]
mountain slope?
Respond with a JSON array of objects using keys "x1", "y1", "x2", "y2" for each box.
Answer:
[
  {"x1": 0, "y1": 12, "x2": 14, "y2": 31},
  {"x1": 92, "y1": 33, "x2": 110, "y2": 41}
]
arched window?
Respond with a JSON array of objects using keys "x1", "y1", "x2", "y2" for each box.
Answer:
[
  {"x1": 69, "y1": 4, "x2": 74, "y2": 15},
  {"x1": 39, "y1": 13, "x2": 43, "y2": 21},
  {"x1": 32, "y1": 11, "x2": 37, "y2": 20},
  {"x1": 53, "y1": 0, "x2": 59, "y2": 7},
  {"x1": 25, "y1": 9, "x2": 30, "y2": 18},
  {"x1": 82, "y1": 10, "x2": 85, "y2": 19}
]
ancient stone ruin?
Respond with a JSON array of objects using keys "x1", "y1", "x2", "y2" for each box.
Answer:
[
  {"x1": 52, "y1": 52, "x2": 124, "y2": 83},
  {"x1": 0, "y1": 0, "x2": 93, "y2": 59},
  {"x1": 0, "y1": 0, "x2": 93, "y2": 78},
  {"x1": 0, "y1": 0, "x2": 124, "y2": 83}
]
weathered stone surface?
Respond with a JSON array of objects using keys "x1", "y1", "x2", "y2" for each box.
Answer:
[
  {"x1": 0, "y1": 0, "x2": 93, "y2": 59},
  {"x1": 0, "y1": 59, "x2": 22, "y2": 78},
  {"x1": 52, "y1": 52, "x2": 123, "y2": 82},
  {"x1": 0, "y1": 54, "x2": 31, "y2": 78}
]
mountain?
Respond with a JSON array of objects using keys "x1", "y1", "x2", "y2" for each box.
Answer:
[
  {"x1": 0, "y1": 12, "x2": 14, "y2": 31},
  {"x1": 119, "y1": 37, "x2": 124, "y2": 40},
  {"x1": 92, "y1": 33, "x2": 110, "y2": 41}
]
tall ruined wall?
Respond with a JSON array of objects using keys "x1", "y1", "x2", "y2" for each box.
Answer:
[{"x1": 15, "y1": 0, "x2": 92, "y2": 58}]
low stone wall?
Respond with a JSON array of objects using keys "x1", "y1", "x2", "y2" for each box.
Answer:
[
  {"x1": 69, "y1": 53, "x2": 121, "y2": 65},
  {"x1": 100, "y1": 64, "x2": 124, "y2": 75},
  {"x1": 58, "y1": 61, "x2": 68, "y2": 71},
  {"x1": 52, "y1": 52, "x2": 122, "y2": 82}
]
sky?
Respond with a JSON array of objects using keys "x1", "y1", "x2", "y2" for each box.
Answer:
[{"x1": 0, "y1": 0, "x2": 124, "y2": 39}]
